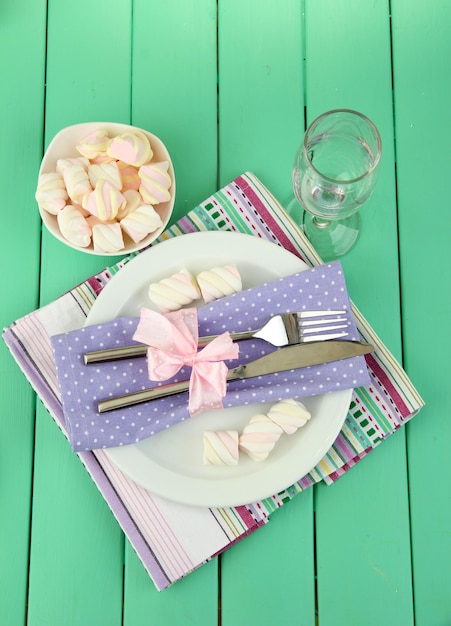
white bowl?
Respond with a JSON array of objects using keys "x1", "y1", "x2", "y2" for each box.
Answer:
[{"x1": 37, "y1": 122, "x2": 176, "y2": 256}]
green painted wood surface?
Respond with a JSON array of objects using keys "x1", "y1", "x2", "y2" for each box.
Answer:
[
  {"x1": 221, "y1": 493, "x2": 316, "y2": 626},
  {"x1": 132, "y1": 0, "x2": 219, "y2": 223},
  {"x1": 303, "y1": 1, "x2": 414, "y2": 624},
  {"x1": 0, "y1": 1, "x2": 46, "y2": 624},
  {"x1": 392, "y1": 1, "x2": 451, "y2": 623},
  {"x1": 123, "y1": 550, "x2": 218, "y2": 625},
  {"x1": 218, "y1": 0, "x2": 305, "y2": 199},
  {"x1": 0, "y1": 0, "x2": 449, "y2": 624}
]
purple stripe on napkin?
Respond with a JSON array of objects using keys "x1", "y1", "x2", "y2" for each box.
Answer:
[{"x1": 51, "y1": 260, "x2": 371, "y2": 452}]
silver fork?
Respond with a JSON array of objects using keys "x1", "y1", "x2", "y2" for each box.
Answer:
[{"x1": 84, "y1": 310, "x2": 350, "y2": 364}]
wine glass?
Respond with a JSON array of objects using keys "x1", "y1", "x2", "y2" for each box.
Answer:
[{"x1": 288, "y1": 109, "x2": 382, "y2": 261}]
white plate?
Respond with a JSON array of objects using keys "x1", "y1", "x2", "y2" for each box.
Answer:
[{"x1": 87, "y1": 231, "x2": 351, "y2": 507}]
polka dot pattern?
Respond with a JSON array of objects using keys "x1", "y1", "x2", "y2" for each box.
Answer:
[{"x1": 51, "y1": 260, "x2": 370, "y2": 452}]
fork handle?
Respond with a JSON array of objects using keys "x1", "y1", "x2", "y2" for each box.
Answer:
[
  {"x1": 97, "y1": 381, "x2": 191, "y2": 411},
  {"x1": 84, "y1": 330, "x2": 255, "y2": 364}
]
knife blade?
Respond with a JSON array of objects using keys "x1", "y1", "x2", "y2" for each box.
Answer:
[{"x1": 97, "y1": 340, "x2": 373, "y2": 413}]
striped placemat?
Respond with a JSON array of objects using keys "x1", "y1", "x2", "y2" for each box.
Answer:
[{"x1": 3, "y1": 172, "x2": 424, "y2": 590}]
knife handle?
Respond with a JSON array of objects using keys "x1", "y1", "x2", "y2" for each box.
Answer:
[{"x1": 96, "y1": 365, "x2": 245, "y2": 413}]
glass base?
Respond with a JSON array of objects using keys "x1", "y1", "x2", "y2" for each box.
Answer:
[{"x1": 285, "y1": 197, "x2": 361, "y2": 262}]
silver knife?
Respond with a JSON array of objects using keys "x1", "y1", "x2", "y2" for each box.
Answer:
[{"x1": 97, "y1": 340, "x2": 373, "y2": 413}]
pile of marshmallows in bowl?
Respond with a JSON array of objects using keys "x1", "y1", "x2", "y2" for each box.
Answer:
[{"x1": 35, "y1": 123, "x2": 175, "y2": 255}]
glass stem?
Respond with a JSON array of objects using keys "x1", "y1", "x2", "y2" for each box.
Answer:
[{"x1": 311, "y1": 216, "x2": 331, "y2": 229}]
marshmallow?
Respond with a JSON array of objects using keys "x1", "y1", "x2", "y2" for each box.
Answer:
[
  {"x1": 117, "y1": 161, "x2": 141, "y2": 191},
  {"x1": 148, "y1": 269, "x2": 201, "y2": 312},
  {"x1": 117, "y1": 189, "x2": 142, "y2": 220},
  {"x1": 83, "y1": 179, "x2": 126, "y2": 221},
  {"x1": 267, "y1": 399, "x2": 311, "y2": 434},
  {"x1": 138, "y1": 161, "x2": 172, "y2": 204},
  {"x1": 203, "y1": 431, "x2": 239, "y2": 466},
  {"x1": 239, "y1": 414, "x2": 283, "y2": 462},
  {"x1": 63, "y1": 164, "x2": 92, "y2": 203},
  {"x1": 90, "y1": 154, "x2": 115, "y2": 164},
  {"x1": 91, "y1": 222, "x2": 124, "y2": 253},
  {"x1": 107, "y1": 130, "x2": 153, "y2": 167},
  {"x1": 35, "y1": 172, "x2": 68, "y2": 215},
  {"x1": 120, "y1": 204, "x2": 163, "y2": 243},
  {"x1": 196, "y1": 264, "x2": 242, "y2": 304},
  {"x1": 57, "y1": 205, "x2": 92, "y2": 248},
  {"x1": 76, "y1": 129, "x2": 111, "y2": 160},
  {"x1": 56, "y1": 157, "x2": 89, "y2": 174},
  {"x1": 87, "y1": 161, "x2": 122, "y2": 190}
]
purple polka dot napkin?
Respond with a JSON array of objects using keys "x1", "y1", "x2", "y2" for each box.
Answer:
[{"x1": 51, "y1": 260, "x2": 371, "y2": 452}]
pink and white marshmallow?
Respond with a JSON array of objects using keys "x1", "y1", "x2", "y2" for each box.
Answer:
[
  {"x1": 76, "y1": 129, "x2": 111, "y2": 160},
  {"x1": 138, "y1": 161, "x2": 172, "y2": 204},
  {"x1": 267, "y1": 399, "x2": 311, "y2": 434},
  {"x1": 91, "y1": 222, "x2": 124, "y2": 253},
  {"x1": 117, "y1": 189, "x2": 142, "y2": 220},
  {"x1": 83, "y1": 179, "x2": 126, "y2": 221},
  {"x1": 107, "y1": 130, "x2": 153, "y2": 167},
  {"x1": 239, "y1": 414, "x2": 283, "y2": 462},
  {"x1": 57, "y1": 205, "x2": 92, "y2": 248},
  {"x1": 203, "y1": 431, "x2": 239, "y2": 466},
  {"x1": 35, "y1": 172, "x2": 68, "y2": 215},
  {"x1": 120, "y1": 204, "x2": 163, "y2": 243},
  {"x1": 87, "y1": 161, "x2": 122, "y2": 190},
  {"x1": 56, "y1": 157, "x2": 89, "y2": 174},
  {"x1": 148, "y1": 269, "x2": 201, "y2": 312},
  {"x1": 196, "y1": 264, "x2": 242, "y2": 304},
  {"x1": 63, "y1": 164, "x2": 92, "y2": 204},
  {"x1": 117, "y1": 161, "x2": 141, "y2": 191}
]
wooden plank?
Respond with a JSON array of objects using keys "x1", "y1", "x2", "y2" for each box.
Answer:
[
  {"x1": 27, "y1": 1, "x2": 132, "y2": 623},
  {"x1": 124, "y1": 550, "x2": 218, "y2": 624},
  {"x1": 217, "y1": 2, "x2": 316, "y2": 624},
  {"x1": 131, "y1": 0, "x2": 219, "y2": 224},
  {"x1": 314, "y1": 436, "x2": 413, "y2": 624},
  {"x1": 29, "y1": 407, "x2": 124, "y2": 625},
  {"x1": 304, "y1": 0, "x2": 414, "y2": 623},
  {"x1": 391, "y1": 1, "x2": 451, "y2": 623},
  {"x1": 221, "y1": 494, "x2": 315, "y2": 626},
  {"x1": 218, "y1": 0, "x2": 305, "y2": 201},
  {"x1": 123, "y1": 0, "x2": 220, "y2": 622},
  {"x1": 0, "y1": 0, "x2": 46, "y2": 623}
]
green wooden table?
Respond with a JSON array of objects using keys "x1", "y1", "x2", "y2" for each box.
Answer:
[{"x1": 1, "y1": 1, "x2": 449, "y2": 624}]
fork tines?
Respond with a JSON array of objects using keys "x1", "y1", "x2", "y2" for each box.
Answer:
[{"x1": 296, "y1": 310, "x2": 350, "y2": 340}]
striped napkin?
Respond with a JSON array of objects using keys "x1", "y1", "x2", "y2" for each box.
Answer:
[{"x1": 3, "y1": 172, "x2": 424, "y2": 591}]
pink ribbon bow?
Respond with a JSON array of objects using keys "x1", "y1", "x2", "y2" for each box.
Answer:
[{"x1": 133, "y1": 307, "x2": 239, "y2": 416}]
